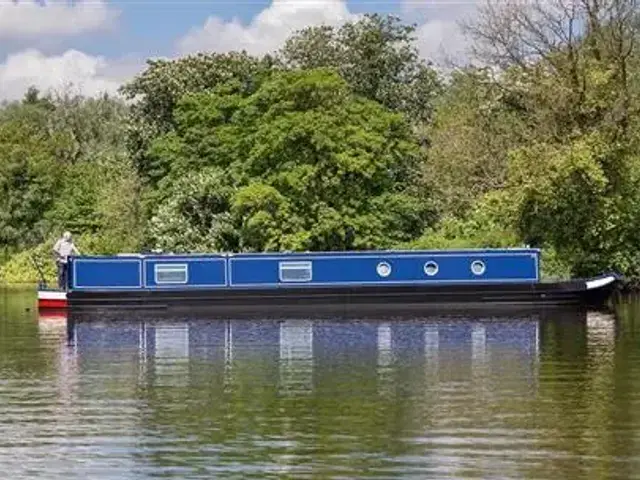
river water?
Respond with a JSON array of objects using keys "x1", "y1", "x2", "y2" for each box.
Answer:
[{"x1": 1, "y1": 288, "x2": 640, "y2": 479}]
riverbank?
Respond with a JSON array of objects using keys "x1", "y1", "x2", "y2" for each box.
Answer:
[{"x1": 614, "y1": 277, "x2": 640, "y2": 294}]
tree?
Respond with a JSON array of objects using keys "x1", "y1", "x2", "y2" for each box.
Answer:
[
  {"x1": 505, "y1": 133, "x2": 640, "y2": 276},
  {"x1": 280, "y1": 14, "x2": 442, "y2": 125},
  {"x1": 0, "y1": 102, "x2": 61, "y2": 248},
  {"x1": 119, "y1": 52, "x2": 280, "y2": 185},
  {"x1": 463, "y1": 0, "x2": 639, "y2": 141},
  {"x1": 147, "y1": 68, "x2": 434, "y2": 252},
  {"x1": 44, "y1": 90, "x2": 130, "y2": 164},
  {"x1": 427, "y1": 0, "x2": 640, "y2": 276},
  {"x1": 147, "y1": 166, "x2": 237, "y2": 252},
  {"x1": 423, "y1": 68, "x2": 531, "y2": 216},
  {"x1": 0, "y1": 89, "x2": 143, "y2": 258}
]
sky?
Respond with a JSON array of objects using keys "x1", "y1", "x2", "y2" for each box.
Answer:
[{"x1": 0, "y1": 0, "x2": 481, "y2": 101}]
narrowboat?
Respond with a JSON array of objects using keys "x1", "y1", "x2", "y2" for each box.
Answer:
[{"x1": 37, "y1": 248, "x2": 620, "y2": 315}]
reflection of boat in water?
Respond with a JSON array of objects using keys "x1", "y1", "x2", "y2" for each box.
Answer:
[
  {"x1": 38, "y1": 310, "x2": 68, "y2": 331},
  {"x1": 39, "y1": 309, "x2": 68, "y2": 321},
  {"x1": 58, "y1": 309, "x2": 617, "y2": 413},
  {"x1": 65, "y1": 314, "x2": 553, "y2": 387},
  {"x1": 65, "y1": 307, "x2": 595, "y2": 355}
]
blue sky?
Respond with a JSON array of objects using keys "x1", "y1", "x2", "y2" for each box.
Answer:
[{"x1": 0, "y1": 0, "x2": 477, "y2": 100}]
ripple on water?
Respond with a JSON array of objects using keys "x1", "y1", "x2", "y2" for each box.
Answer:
[{"x1": 0, "y1": 299, "x2": 639, "y2": 478}]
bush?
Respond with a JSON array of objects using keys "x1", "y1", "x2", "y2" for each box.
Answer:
[{"x1": 0, "y1": 240, "x2": 57, "y2": 286}]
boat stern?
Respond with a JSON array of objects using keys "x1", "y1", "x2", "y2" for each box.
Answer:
[{"x1": 38, "y1": 289, "x2": 68, "y2": 310}]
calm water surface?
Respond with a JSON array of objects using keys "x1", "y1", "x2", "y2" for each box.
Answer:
[{"x1": 1, "y1": 288, "x2": 640, "y2": 479}]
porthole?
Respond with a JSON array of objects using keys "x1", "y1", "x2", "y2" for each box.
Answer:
[
  {"x1": 424, "y1": 261, "x2": 439, "y2": 276},
  {"x1": 471, "y1": 260, "x2": 486, "y2": 276},
  {"x1": 376, "y1": 261, "x2": 392, "y2": 278}
]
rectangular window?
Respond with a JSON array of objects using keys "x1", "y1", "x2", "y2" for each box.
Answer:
[
  {"x1": 155, "y1": 264, "x2": 188, "y2": 284},
  {"x1": 279, "y1": 261, "x2": 312, "y2": 282}
]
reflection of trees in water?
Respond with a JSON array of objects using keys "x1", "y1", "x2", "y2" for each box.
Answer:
[
  {"x1": 0, "y1": 288, "x2": 56, "y2": 377},
  {"x1": 526, "y1": 309, "x2": 620, "y2": 480}
]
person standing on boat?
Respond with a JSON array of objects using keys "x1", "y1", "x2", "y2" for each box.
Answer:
[{"x1": 53, "y1": 231, "x2": 80, "y2": 289}]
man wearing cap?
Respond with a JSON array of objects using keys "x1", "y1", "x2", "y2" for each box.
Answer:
[{"x1": 52, "y1": 231, "x2": 80, "y2": 290}]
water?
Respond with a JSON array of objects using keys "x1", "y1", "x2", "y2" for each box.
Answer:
[{"x1": 2, "y1": 288, "x2": 640, "y2": 479}]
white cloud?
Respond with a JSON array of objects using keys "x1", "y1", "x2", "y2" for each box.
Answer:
[
  {"x1": 0, "y1": 0, "x2": 483, "y2": 102},
  {"x1": 0, "y1": 49, "x2": 141, "y2": 101},
  {"x1": 177, "y1": 0, "x2": 357, "y2": 56},
  {"x1": 0, "y1": 0, "x2": 118, "y2": 38},
  {"x1": 178, "y1": 0, "x2": 479, "y2": 65},
  {"x1": 416, "y1": 19, "x2": 470, "y2": 65},
  {"x1": 404, "y1": 0, "x2": 481, "y2": 65}
]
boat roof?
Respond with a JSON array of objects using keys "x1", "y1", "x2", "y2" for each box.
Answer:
[{"x1": 86, "y1": 248, "x2": 542, "y2": 259}]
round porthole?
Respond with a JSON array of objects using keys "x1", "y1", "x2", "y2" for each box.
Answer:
[
  {"x1": 471, "y1": 260, "x2": 486, "y2": 276},
  {"x1": 376, "y1": 261, "x2": 392, "y2": 277},
  {"x1": 424, "y1": 261, "x2": 439, "y2": 276}
]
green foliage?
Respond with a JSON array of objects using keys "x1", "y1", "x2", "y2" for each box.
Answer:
[
  {"x1": 0, "y1": 87, "x2": 142, "y2": 282},
  {"x1": 147, "y1": 68, "x2": 434, "y2": 252},
  {"x1": 0, "y1": 240, "x2": 57, "y2": 286},
  {"x1": 424, "y1": 68, "x2": 530, "y2": 216},
  {"x1": 540, "y1": 247, "x2": 574, "y2": 281},
  {"x1": 44, "y1": 153, "x2": 143, "y2": 249},
  {"x1": 0, "y1": 104, "x2": 60, "y2": 247},
  {"x1": 504, "y1": 132, "x2": 640, "y2": 277},
  {"x1": 405, "y1": 191, "x2": 519, "y2": 250},
  {"x1": 0, "y1": 223, "x2": 144, "y2": 285},
  {"x1": 420, "y1": 0, "x2": 640, "y2": 277},
  {"x1": 280, "y1": 13, "x2": 442, "y2": 124},
  {"x1": 120, "y1": 52, "x2": 280, "y2": 185},
  {"x1": 6, "y1": 8, "x2": 640, "y2": 284},
  {"x1": 148, "y1": 167, "x2": 237, "y2": 252}
]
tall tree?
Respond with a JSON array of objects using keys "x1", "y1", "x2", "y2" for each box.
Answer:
[
  {"x1": 455, "y1": 0, "x2": 640, "y2": 275},
  {"x1": 463, "y1": 0, "x2": 639, "y2": 141},
  {"x1": 119, "y1": 52, "x2": 280, "y2": 185},
  {"x1": 423, "y1": 68, "x2": 531, "y2": 216},
  {"x1": 147, "y1": 68, "x2": 434, "y2": 252},
  {"x1": 0, "y1": 109, "x2": 59, "y2": 248},
  {"x1": 0, "y1": 90, "x2": 142, "y2": 253},
  {"x1": 505, "y1": 133, "x2": 640, "y2": 276},
  {"x1": 280, "y1": 14, "x2": 442, "y2": 125}
]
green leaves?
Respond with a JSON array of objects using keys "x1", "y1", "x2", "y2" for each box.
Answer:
[
  {"x1": 280, "y1": 13, "x2": 442, "y2": 124},
  {"x1": 147, "y1": 166, "x2": 237, "y2": 252},
  {"x1": 120, "y1": 52, "x2": 280, "y2": 185},
  {"x1": 0, "y1": 89, "x2": 143, "y2": 269},
  {"x1": 0, "y1": 108, "x2": 60, "y2": 247},
  {"x1": 503, "y1": 133, "x2": 640, "y2": 276},
  {"x1": 5, "y1": 8, "x2": 640, "y2": 283},
  {"x1": 146, "y1": 68, "x2": 433, "y2": 253}
]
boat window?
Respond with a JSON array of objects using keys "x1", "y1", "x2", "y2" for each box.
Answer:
[
  {"x1": 155, "y1": 264, "x2": 188, "y2": 284},
  {"x1": 471, "y1": 260, "x2": 486, "y2": 276},
  {"x1": 279, "y1": 261, "x2": 312, "y2": 282},
  {"x1": 424, "y1": 261, "x2": 439, "y2": 276},
  {"x1": 376, "y1": 261, "x2": 392, "y2": 277}
]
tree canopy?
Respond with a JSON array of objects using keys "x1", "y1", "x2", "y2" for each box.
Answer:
[{"x1": 147, "y1": 68, "x2": 433, "y2": 252}]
